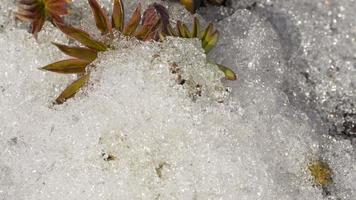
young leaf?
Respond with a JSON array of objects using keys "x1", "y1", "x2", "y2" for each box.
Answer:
[
  {"x1": 40, "y1": 59, "x2": 91, "y2": 74},
  {"x1": 55, "y1": 21, "x2": 108, "y2": 51},
  {"x1": 52, "y1": 42, "x2": 98, "y2": 61},
  {"x1": 192, "y1": 17, "x2": 200, "y2": 38},
  {"x1": 167, "y1": 23, "x2": 178, "y2": 36},
  {"x1": 202, "y1": 30, "x2": 219, "y2": 53},
  {"x1": 201, "y1": 23, "x2": 213, "y2": 40},
  {"x1": 123, "y1": 3, "x2": 141, "y2": 36},
  {"x1": 217, "y1": 64, "x2": 237, "y2": 80},
  {"x1": 112, "y1": 0, "x2": 124, "y2": 31},
  {"x1": 176, "y1": 21, "x2": 191, "y2": 38},
  {"x1": 201, "y1": 23, "x2": 219, "y2": 53},
  {"x1": 308, "y1": 160, "x2": 333, "y2": 186},
  {"x1": 55, "y1": 74, "x2": 90, "y2": 104},
  {"x1": 88, "y1": 0, "x2": 112, "y2": 34}
]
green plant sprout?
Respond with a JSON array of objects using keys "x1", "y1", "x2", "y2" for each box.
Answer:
[{"x1": 16, "y1": 0, "x2": 237, "y2": 104}]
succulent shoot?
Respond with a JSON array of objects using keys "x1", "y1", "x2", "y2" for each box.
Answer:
[
  {"x1": 40, "y1": 0, "x2": 236, "y2": 104},
  {"x1": 163, "y1": 17, "x2": 237, "y2": 80},
  {"x1": 41, "y1": 0, "x2": 165, "y2": 104},
  {"x1": 15, "y1": 0, "x2": 70, "y2": 35}
]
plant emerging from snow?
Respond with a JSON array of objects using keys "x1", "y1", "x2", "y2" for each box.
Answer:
[
  {"x1": 16, "y1": 0, "x2": 236, "y2": 104},
  {"x1": 162, "y1": 17, "x2": 237, "y2": 81},
  {"x1": 41, "y1": 0, "x2": 166, "y2": 104}
]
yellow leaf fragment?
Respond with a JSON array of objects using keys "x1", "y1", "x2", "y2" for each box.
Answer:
[
  {"x1": 201, "y1": 23, "x2": 219, "y2": 53},
  {"x1": 217, "y1": 64, "x2": 237, "y2": 80},
  {"x1": 176, "y1": 21, "x2": 191, "y2": 38},
  {"x1": 308, "y1": 160, "x2": 333, "y2": 186},
  {"x1": 201, "y1": 23, "x2": 213, "y2": 40}
]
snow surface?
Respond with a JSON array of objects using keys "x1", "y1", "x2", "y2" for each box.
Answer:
[{"x1": 0, "y1": 0, "x2": 356, "y2": 200}]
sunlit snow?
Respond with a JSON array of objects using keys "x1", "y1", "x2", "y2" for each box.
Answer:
[{"x1": 0, "y1": 0, "x2": 355, "y2": 200}]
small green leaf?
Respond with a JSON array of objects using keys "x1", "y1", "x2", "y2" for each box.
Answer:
[
  {"x1": 88, "y1": 0, "x2": 112, "y2": 34},
  {"x1": 201, "y1": 23, "x2": 219, "y2": 53},
  {"x1": 167, "y1": 23, "x2": 178, "y2": 36},
  {"x1": 202, "y1": 30, "x2": 219, "y2": 53},
  {"x1": 192, "y1": 17, "x2": 200, "y2": 38},
  {"x1": 123, "y1": 3, "x2": 141, "y2": 36},
  {"x1": 41, "y1": 59, "x2": 90, "y2": 74},
  {"x1": 112, "y1": 0, "x2": 124, "y2": 31},
  {"x1": 217, "y1": 64, "x2": 237, "y2": 80},
  {"x1": 52, "y1": 42, "x2": 98, "y2": 61},
  {"x1": 201, "y1": 23, "x2": 213, "y2": 40},
  {"x1": 55, "y1": 74, "x2": 90, "y2": 104},
  {"x1": 182, "y1": 23, "x2": 192, "y2": 38},
  {"x1": 176, "y1": 21, "x2": 191, "y2": 38},
  {"x1": 55, "y1": 21, "x2": 108, "y2": 51}
]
